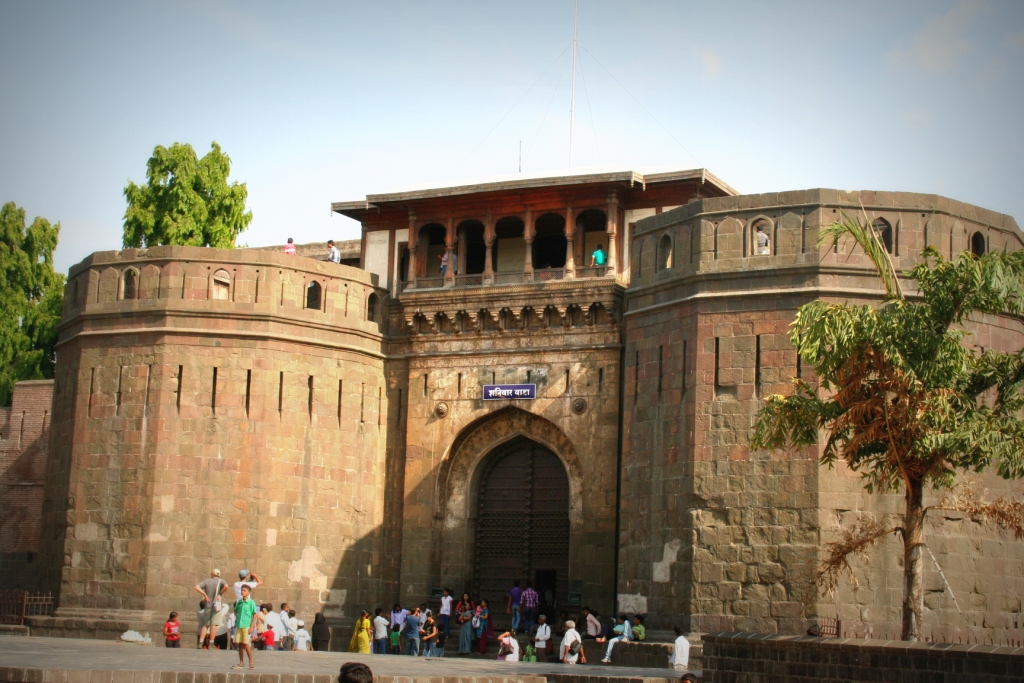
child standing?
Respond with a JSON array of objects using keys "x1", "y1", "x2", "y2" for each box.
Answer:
[
  {"x1": 293, "y1": 620, "x2": 312, "y2": 651},
  {"x1": 390, "y1": 625, "x2": 401, "y2": 654},
  {"x1": 163, "y1": 612, "x2": 181, "y2": 648}
]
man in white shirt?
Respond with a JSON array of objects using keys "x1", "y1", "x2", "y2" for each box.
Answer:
[
  {"x1": 560, "y1": 619, "x2": 583, "y2": 664},
  {"x1": 327, "y1": 240, "x2": 341, "y2": 264},
  {"x1": 264, "y1": 608, "x2": 285, "y2": 650},
  {"x1": 533, "y1": 614, "x2": 551, "y2": 662},
  {"x1": 582, "y1": 606, "x2": 602, "y2": 639},
  {"x1": 669, "y1": 626, "x2": 690, "y2": 670},
  {"x1": 293, "y1": 620, "x2": 311, "y2": 651},
  {"x1": 439, "y1": 588, "x2": 453, "y2": 636},
  {"x1": 372, "y1": 607, "x2": 390, "y2": 654},
  {"x1": 277, "y1": 603, "x2": 291, "y2": 650},
  {"x1": 232, "y1": 569, "x2": 261, "y2": 602}
]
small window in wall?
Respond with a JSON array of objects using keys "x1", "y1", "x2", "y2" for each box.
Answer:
[
  {"x1": 306, "y1": 281, "x2": 322, "y2": 310},
  {"x1": 122, "y1": 269, "x2": 137, "y2": 300},
  {"x1": 873, "y1": 218, "x2": 893, "y2": 254},
  {"x1": 657, "y1": 233, "x2": 673, "y2": 271},
  {"x1": 367, "y1": 292, "x2": 379, "y2": 322},
  {"x1": 752, "y1": 220, "x2": 771, "y2": 255},
  {"x1": 212, "y1": 269, "x2": 231, "y2": 300},
  {"x1": 970, "y1": 231, "x2": 986, "y2": 257}
]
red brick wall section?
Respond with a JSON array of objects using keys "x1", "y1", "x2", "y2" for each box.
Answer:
[{"x1": 0, "y1": 380, "x2": 54, "y2": 588}]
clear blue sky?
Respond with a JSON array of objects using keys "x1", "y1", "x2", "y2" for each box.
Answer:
[{"x1": 2, "y1": 0, "x2": 1022, "y2": 274}]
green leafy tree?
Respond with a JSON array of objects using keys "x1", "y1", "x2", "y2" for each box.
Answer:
[
  {"x1": 751, "y1": 216, "x2": 1024, "y2": 641},
  {"x1": 123, "y1": 141, "x2": 252, "y2": 248},
  {"x1": 0, "y1": 202, "x2": 65, "y2": 406}
]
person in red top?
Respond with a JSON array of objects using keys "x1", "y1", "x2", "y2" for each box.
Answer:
[
  {"x1": 164, "y1": 611, "x2": 181, "y2": 648},
  {"x1": 262, "y1": 624, "x2": 276, "y2": 650},
  {"x1": 284, "y1": 238, "x2": 296, "y2": 255}
]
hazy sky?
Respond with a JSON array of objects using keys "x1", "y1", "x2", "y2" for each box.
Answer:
[{"x1": 2, "y1": 0, "x2": 1023, "y2": 274}]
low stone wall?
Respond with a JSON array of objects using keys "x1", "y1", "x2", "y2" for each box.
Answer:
[
  {"x1": 609, "y1": 640, "x2": 702, "y2": 670},
  {"x1": 702, "y1": 632, "x2": 1024, "y2": 683}
]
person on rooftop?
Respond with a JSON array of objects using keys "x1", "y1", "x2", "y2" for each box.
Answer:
[{"x1": 284, "y1": 238, "x2": 296, "y2": 255}]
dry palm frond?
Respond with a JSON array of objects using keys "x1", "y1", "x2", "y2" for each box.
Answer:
[
  {"x1": 935, "y1": 479, "x2": 1024, "y2": 540},
  {"x1": 816, "y1": 518, "x2": 899, "y2": 597}
]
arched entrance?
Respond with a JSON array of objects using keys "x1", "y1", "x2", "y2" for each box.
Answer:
[{"x1": 473, "y1": 437, "x2": 569, "y2": 622}]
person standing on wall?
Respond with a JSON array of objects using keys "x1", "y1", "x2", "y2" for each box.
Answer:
[
  {"x1": 193, "y1": 569, "x2": 227, "y2": 650},
  {"x1": 327, "y1": 239, "x2": 341, "y2": 263},
  {"x1": 232, "y1": 584, "x2": 258, "y2": 670},
  {"x1": 506, "y1": 580, "x2": 523, "y2": 633},
  {"x1": 284, "y1": 238, "x2": 296, "y2": 255}
]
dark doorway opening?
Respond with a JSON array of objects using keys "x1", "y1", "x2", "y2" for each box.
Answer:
[
  {"x1": 532, "y1": 213, "x2": 567, "y2": 269},
  {"x1": 458, "y1": 220, "x2": 487, "y2": 275},
  {"x1": 473, "y1": 437, "x2": 570, "y2": 630}
]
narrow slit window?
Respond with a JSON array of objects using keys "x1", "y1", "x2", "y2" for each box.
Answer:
[
  {"x1": 144, "y1": 364, "x2": 152, "y2": 412},
  {"x1": 491, "y1": 371, "x2": 496, "y2": 385},
  {"x1": 565, "y1": 368, "x2": 570, "y2": 394},
  {"x1": 598, "y1": 367, "x2": 604, "y2": 393},
  {"x1": 245, "y1": 370, "x2": 252, "y2": 417},
  {"x1": 360, "y1": 382, "x2": 365, "y2": 423},
  {"x1": 796, "y1": 345, "x2": 802, "y2": 381},
  {"x1": 396, "y1": 388, "x2": 403, "y2": 424},
  {"x1": 89, "y1": 368, "x2": 97, "y2": 418},
  {"x1": 307, "y1": 375, "x2": 314, "y2": 418},
  {"x1": 714, "y1": 337, "x2": 721, "y2": 390},
  {"x1": 212, "y1": 367, "x2": 218, "y2": 414},
  {"x1": 176, "y1": 366, "x2": 183, "y2": 413},
  {"x1": 633, "y1": 350, "x2": 641, "y2": 399},
  {"x1": 115, "y1": 366, "x2": 124, "y2": 416},
  {"x1": 658, "y1": 346, "x2": 664, "y2": 395},
  {"x1": 377, "y1": 386, "x2": 382, "y2": 426},
  {"x1": 527, "y1": 370, "x2": 532, "y2": 384},
  {"x1": 682, "y1": 340, "x2": 688, "y2": 391},
  {"x1": 457, "y1": 373, "x2": 462, "y2": 396},
  {"x1": 337, "y1": 380, "x2": 343, "y2": 425},
  {"x1": 423, "y1": 373, "x2": 428, "y2": 397},
  {"x1": 278, "y1": 371, "x2": 284, "y2": 415},
  {"x1": 755, "y1": 336, "x2": 762, "y2": 398}
]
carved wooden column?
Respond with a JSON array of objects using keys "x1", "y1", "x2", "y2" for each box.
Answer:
[
  {"x1": 457, "y1": 222, "x2": 467, "y2": 278},
  {"x1": 564, "y1": 206, "x2": 576, "y2": 278},
  {"x1": 483, "y1": 211, "x2": 495, "y2": 285},
  {"x1": 606, "y1": 191, "x2": 619, "y2": 277},
  {"x1": 523, "y1": 209, "x2": 534, "y2": 282},
  {"x1": 444, "y1": 216, "x2": 455, "y2": 287},
  {"x1": 408, "y1": 212, "x2": 418, "y2": 289}
]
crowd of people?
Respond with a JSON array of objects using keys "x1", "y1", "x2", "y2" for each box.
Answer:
[
  {"x1": 174, "y1": 570, "x2": 690, "y2": 673},
  {"x1": 174, "y1": 569, "x2": 332, "y2": 669}
]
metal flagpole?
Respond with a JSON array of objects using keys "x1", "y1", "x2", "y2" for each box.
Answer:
[{"x1": 569, "y1": 0, "x2": 578, "y2": 168}]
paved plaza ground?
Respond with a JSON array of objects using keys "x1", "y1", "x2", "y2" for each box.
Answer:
[{"x1": 0, "y1": 636, "x2": 688, "y2": 682}]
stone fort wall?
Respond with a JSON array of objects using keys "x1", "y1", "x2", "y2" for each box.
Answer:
[
  {"x1": 37, "y1": 246, "x2": 389, "y2": 622},
  {"x1": 0, "y1": 380, "x2": 54, "y2": 588},
  {"x1": 620, "y1": 189, "x2": 1024, "y2": 641}
]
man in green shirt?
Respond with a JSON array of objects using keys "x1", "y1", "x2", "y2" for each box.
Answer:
[
  {"x1": 591, "y1": 245, "x2": 606, "y2": 267},
  {"x1": 233, "y1": 584, "x2": 257, "y2": 669},
  {"x1": 631, "y1": 614, "x2": 646, "y2": 641}
]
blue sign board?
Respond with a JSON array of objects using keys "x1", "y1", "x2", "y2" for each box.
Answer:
[{"x1": 482, "y1": 384, "x2": 537, "y2": 400}]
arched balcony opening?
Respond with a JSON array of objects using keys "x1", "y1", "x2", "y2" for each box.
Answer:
[
  {"x1": 305, "y1": 280, "x2": 322, "y2": 310},
  {"x1": 121, "y1": 269, "x2": 138, "y2": 300},
  {"x1": 366, "y1": 292, "x2": 380, "y2": 323},
  {"x1": 576, "y1": 209, "x2": 607, "y2": 277},
  {"x1": 457, "y1": 220, "x2": 487, "y2": 283},
  {"x1": 751, "y1": 218, "x2": 773, "y2": 256},
  {"x1": 657, "y1": 233, "x2": 673, "y2": 271},
  {"x1": 212, "y1": 269, "x2": 231, "y2": 300},
  {"x1": 417, "y1": 223, "x2": 447, "y2": 286},
  {"x1": 873, "y1": 218, "x2": 894, "y2": 254},
  {"x1": 493, "y1": 217, "x2": 526, "y2": 283},
  {"x1": 971, "y1": 231, "x2": 986, "y2": 257},
  {"x1": 533, "y1": 213, "x2": 567, "y2": 278}
]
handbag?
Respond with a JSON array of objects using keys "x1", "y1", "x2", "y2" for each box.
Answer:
[
  {"x1": 471, "y1": 615, "x2": 481, "y2": 629},
  {"x1": 568, "y1": 638, "x2": 582, "y2": 656}
]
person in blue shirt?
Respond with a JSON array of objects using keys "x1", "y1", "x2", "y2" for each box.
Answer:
[
  {"x1": 591, "y1": 245, "x2": 606, "y2": 267},
  {"x1": 403, "y1": 607, "x2": 422, "y2": 656}
]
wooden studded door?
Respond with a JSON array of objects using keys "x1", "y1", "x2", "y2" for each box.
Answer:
[{"x1": 473, "y1": 439, "x2": 570, "y2": 626}]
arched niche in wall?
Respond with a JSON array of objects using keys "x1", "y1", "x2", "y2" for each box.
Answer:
[{"x1": 657, "y1": 233, "x2": 673, "y2": 271}]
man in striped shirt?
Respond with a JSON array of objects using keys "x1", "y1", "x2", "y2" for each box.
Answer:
[{"x1": 520, "y1": 583, "x2": 539, "y2": 633}]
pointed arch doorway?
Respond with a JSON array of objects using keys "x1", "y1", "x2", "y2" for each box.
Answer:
[{"x1": 473, "y1": 437, "x2": 570, "y2": 624}]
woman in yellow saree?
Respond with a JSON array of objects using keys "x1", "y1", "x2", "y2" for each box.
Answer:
[{"x1": 348, "y1": 610, "x2": 372, "y2": 653}]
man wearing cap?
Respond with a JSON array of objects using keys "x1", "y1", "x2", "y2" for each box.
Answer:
[
  {"x1": 193, "y1": 569, "x2": 228, "y2": 649},
  {"x1": 233, "y1": 569, "x2": 262, "y2": 602}
]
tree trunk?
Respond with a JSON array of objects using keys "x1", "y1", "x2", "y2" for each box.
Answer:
[{"x1": 901, "y1": 478, "x2": 925, "y2": 641}]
